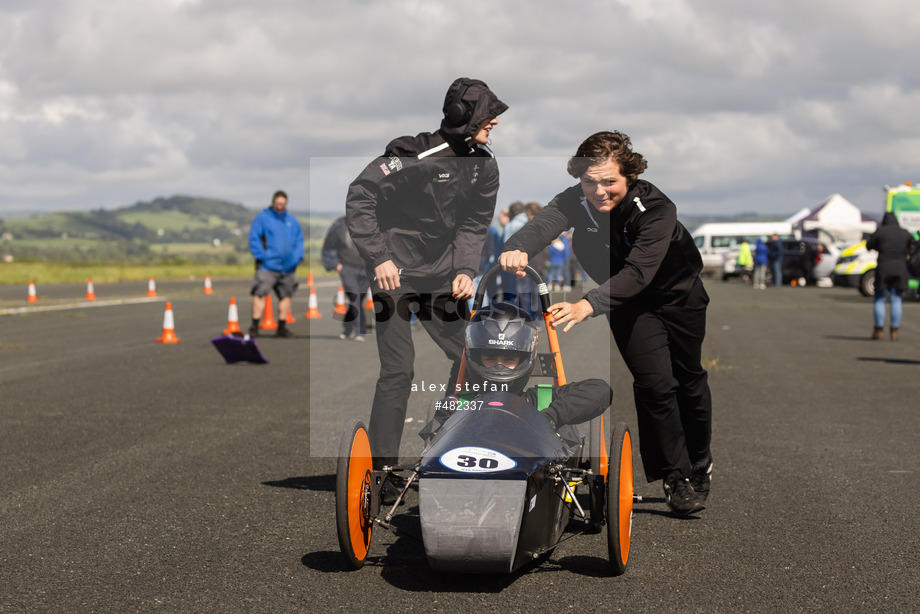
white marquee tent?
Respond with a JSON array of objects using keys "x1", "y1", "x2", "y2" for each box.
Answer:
[{"x1": 787, "y1": 194, "x2": 877, "y2": 244}]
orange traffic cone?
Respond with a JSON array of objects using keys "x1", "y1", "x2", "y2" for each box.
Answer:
[
  {"x1": 259, "y1": 294, "x2": 278, "y2": 330},
  {"x1": 203, "y1": 275, "x2": 214, "y2": 295},
  {"x1": 286, "y1": 311, "x2": 296, "y2": 324},
  {"x1": 26, "y1": 280, "x2": 39, "y2": 303},
  {"x1": 85, "y1": 279, "x2": 97, "y2": 301},
  {"x1": 364, "y1": 288, "x2": 374, "y2": 331},
  {"x1": 155, "y1": 302, "x2": 181, "y2": 344},
  {"x1": 307, "y1": 271, "x2": 315, "y2": 288},
  {"x1": 304, "y1": 286, "x2": 322, "y2": 319},
  {"x1": 223, "y1": 296, "x2": 242, "y2": 335},
  {"x1": 333, "y1": 285, "x2": 348, "y2": 318},
  {"x1": 147, "y1": 277, "x2": 157, "y2": 297}
]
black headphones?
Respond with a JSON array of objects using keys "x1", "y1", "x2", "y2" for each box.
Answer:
[{"x1": 443, "y1": 78, "x2": 486, "y2": 126}]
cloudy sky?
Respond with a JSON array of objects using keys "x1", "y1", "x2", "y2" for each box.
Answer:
[{"x1": 1, "y1": 0, "x2": 919, "y2": 219}]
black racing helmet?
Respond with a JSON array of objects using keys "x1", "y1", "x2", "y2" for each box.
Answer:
[{"x1": 465, "y1": 302, "x2": 538, "y2": 395}]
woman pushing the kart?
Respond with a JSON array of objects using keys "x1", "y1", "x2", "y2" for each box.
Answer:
[{"x1": 500, "y1": 131, "x2": 713, "y2": 517}]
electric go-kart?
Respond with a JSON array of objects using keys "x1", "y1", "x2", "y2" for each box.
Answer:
[{"x1": 335, "y1": 266, "x2": 635, "y2": 574}]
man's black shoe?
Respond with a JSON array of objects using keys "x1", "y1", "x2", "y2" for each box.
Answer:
[
  {"x1": 275, "y1": 327, "x2": 294, "y2": 338},
  {"x1": 248, "y1": 325, "x2": 259, "y2": 338},
  {"x1": 690, "y1": 462, "x2": 712, "y2": 502},
  {"x1": 663, "y1": 472, "x2": 705, "y2": 516}
]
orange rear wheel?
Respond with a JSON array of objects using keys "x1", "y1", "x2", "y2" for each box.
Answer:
[
  {"x1": 606, "y1": 422, "x2": 633, "y2": 575},
  {"x1": 335, "y1": 420, "x2": 374, "y2": 570}
]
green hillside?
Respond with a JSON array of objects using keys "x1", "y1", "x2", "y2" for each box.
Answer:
[{"x1": 0, "y1": 195, "x2": 333, "y2": 265}]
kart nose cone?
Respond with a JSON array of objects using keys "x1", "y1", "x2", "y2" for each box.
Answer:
[{"x1": 420, "y1": 478, "x2": 527, "y2": 573}]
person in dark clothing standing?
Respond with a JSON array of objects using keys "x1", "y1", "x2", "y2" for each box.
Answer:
[
  {"x1": 500, "y1": 131, "x2": 712, "y2": 516},
  {"x1": 471, "y1": 222, "x2": 501, "y2": 308},
  {"x1": 346, "y1": 78, "x2": 508, "y2": 485},
  {"x1": 753, "y1": 238, "x2": 769, "y2": 290},
  {"x1": 767, "y1": 233, "x2": 783, "y2": 286},
  {"x1": 799, "y1": 240, "x2": 817, "y2": 287},
  {"x1": 867, "y1": 212, "x2": 917, "y2": 340},
  {"x1": 321, "y1": 216, "x2": 370, "y2": 341}
]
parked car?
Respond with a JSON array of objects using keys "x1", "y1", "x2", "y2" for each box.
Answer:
[
  {"x1": 722, "y1": 238, "x2": 840, "y2": 286},
  {"x1": 832, "y1": 241, "x2": 877, "y2": 296}
]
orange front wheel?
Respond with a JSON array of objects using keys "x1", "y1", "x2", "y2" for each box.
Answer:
[
  {"x1": 606, "y1": 422, "x2": 633, "y2": 575},
  {"x1": 335, "y1": 420, "x2": 374, "y2": 570},
  {"x1": 588, "y1": 409, "x2": 610, "y2": 530}
]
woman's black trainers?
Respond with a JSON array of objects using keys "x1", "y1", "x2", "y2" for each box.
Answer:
[
  {"x1": 690, "y1": 462, "x2": 712, "y2": 502},
  {"x1": 663, "y1": 472, "x2": 705, "y2": 516}
]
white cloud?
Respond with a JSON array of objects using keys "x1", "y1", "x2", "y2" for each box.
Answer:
[{"x1": 1, "y1": 0, "x2": 919, "y2": 215}]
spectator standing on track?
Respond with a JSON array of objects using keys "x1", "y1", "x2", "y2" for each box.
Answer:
[
  {"x1": 736, "y1": 239, "x2": 753, "y2": 283},
  {"x1": 346, "y1": 78, "x2": 508, "y2": 492},
  {"x1": 503, "y1": 201, "x2": 528, "y2": 241},
  {"x1": 767, "y1": 233, "x2": 783, "y2": 286},
  {"x1": 502, "y1": 202, "x2": 528, "y2": 299},
  {"x1": 248, "y1": 190, "x2": 303, "y2": 338},
  {"x1": 322, "y1": 216, "x2": 370, "y2": 341},
  {"x1": 867, "y1": 212, "x2": 917, "y2": 341},
  {"x1": 504, "y1": 201, "x2": 537, "y2": 317},
  {"x1": 548, "y1": 232, "x2": 572, "y2": 291},
  {"x1": 525, "y1": 202, "x2": 548, "y2": 280},
  {"x1": 799, "y1": 240, "x2": 816, "y2": 287},
  {"x1": 471, "y1": 221, "x2": 501, "y2": 308},
  {"x1": 497, "y1": 208, "x2": 514, "y2": 301},
  {"x1": 568, "y1": 251, "x2": 588, "y2": 289},
  {"x1": 752, "y1": 238, "x2": 769, "y2": 290},
  {"x1": 500, "y1": 130, "x2": 713, "y2": 517}
]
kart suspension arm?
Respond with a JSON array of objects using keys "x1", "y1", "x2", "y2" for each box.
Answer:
[{"x1": 371, "y1": 466, "x2": 423, "y2": 543}]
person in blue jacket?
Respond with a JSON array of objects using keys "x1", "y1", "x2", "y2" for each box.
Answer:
[
  {"x1": 752, "y1": 238, "x2": 769, "y2": 289},
  {"x1": 547, "y1": 231, "x2": 572, "y2": 291},
  {"x1": 248, "y1": 190, "x2": 304, "y2": 337}
]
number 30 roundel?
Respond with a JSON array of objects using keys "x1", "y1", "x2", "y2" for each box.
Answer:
[{"x1": 439, "y1": 446, "x2": 517, "y2": 473}]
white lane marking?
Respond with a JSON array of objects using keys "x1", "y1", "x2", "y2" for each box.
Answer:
[{"x1": 0, "y1": 297, "x2": 164, "y2": 316}]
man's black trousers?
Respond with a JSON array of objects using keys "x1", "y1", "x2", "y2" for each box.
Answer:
[{"x1": 368, "y1": 281, "x2": 469, "y2": 469}]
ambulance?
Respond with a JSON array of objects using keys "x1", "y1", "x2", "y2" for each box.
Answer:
[{"x1": 832, "y1": 182, "x2": 920, "y2": 296}]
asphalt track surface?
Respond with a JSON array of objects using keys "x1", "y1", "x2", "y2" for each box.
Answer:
[{"x1": 1, "y1": 276, "x2": 918, "y2": 612}]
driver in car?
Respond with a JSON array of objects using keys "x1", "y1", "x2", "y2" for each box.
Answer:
[{"x1": 426, "y1": 301, "x2": 612, "y2": 434}]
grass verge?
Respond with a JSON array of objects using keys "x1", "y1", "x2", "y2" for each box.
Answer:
[{"x1": 0, "y1": 259, "x2": 325, "y2": 285}]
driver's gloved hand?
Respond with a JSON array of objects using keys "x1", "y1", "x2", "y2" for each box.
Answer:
[{"x1": 418, "y1": 396, "x2": 460, "y2": 443}]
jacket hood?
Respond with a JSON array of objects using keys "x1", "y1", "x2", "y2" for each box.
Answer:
[
  {"x1": 267, "y1": 205, "x2": 288, "y2": 220},
  {"x1": 439, "y1": 78, "x2": 508, "y2": 143},
  {"x1": 881, "y1": 211, "x2": 900, "y2": 227}
]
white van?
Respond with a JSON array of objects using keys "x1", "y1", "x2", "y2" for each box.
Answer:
[{"x1": 690, "y1": 222, "x2": 793, "y2": 272}]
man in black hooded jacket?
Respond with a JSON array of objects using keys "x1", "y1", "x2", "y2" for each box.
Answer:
[
  {"x1": 346, "y1": 78, "x2": 508, "y2": 476},
  {"x1": 867, "y1": 211, "x2": 917, "y2": 340}
]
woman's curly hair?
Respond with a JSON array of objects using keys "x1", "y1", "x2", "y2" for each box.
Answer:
[{"x1": 566, "y1": 131, "x2": 648, "y2": 185}]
